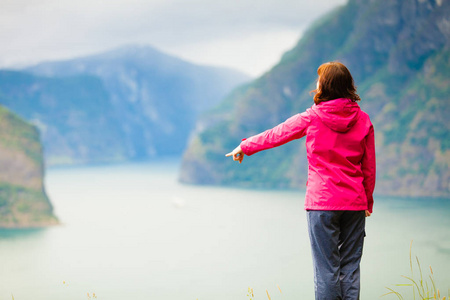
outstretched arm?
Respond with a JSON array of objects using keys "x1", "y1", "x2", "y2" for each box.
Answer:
[{"x1": 225, "y1": 109, "x2": 312, "y2": 163}]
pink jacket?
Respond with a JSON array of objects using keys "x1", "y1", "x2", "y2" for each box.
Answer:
[{"x1": 240, "y1": 98, "x2": 376, "y2": 213}]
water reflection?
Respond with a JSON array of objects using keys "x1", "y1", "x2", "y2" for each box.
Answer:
[{"x1": 0, "y1": 228, "x2": 47, "y2": 240}]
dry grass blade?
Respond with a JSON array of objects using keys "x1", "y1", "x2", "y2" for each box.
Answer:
[
  {"x1": 382, "y1": 287, "x2": 405, "y2": 300},
  {"x1": 266, "y1": 289, "x2": 271, "y2": 300},
  {"x1": 277, "y1": 284, "x2": 282, "y2": 294},
  {"x1": 410, "y1": 240, "x2": 416, "y2": 300},
  {"x1": 416, "y1": 256, "x2": 425, "y2": 296},
  {"x1": 430, "y1": 268, "x2": 438, "y2": 298},
  {"x1": 401, "y1": 275, "x2": 425, "y2": 299}
]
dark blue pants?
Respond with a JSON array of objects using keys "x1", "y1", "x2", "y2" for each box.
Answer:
[{"x1": 306, "y1": 210, "x2": 366, "y2": 300}]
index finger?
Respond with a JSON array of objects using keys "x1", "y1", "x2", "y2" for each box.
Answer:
[{"x1": 225, "y1": 152, "x2": 233, "y2": 157}]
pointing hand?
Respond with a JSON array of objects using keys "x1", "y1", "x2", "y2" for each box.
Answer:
[{"x1": 225, "y1": 145, "x2": 244, "y2": 164}]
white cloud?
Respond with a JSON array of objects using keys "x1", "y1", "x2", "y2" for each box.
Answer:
[
  {"x1": 0, "y1": 0, "x2": 346, "y2": 75},
  {"x1": 169, "y1": 29, "x2": 302, "y2": 77}
]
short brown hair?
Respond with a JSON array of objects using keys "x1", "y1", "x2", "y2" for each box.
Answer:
[{"x1": 311, "y1": 62, "x2": 360, "y2": 105}]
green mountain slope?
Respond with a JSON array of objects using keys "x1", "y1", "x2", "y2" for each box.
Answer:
[
  {"x1": 180, "y1": 0, "x2": 450, "y2": 197},
  {"x1": 0, "y1": 106, "x2": 58, "y2": 227}
]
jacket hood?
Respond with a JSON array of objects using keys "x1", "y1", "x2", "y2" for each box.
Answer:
[{"x1": 311, "y1": 98, "x2": 361, "y2": 132}]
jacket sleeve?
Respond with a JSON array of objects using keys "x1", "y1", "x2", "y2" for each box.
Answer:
[
  {"x1": 361, "y1": 124, "x2": 376, "y2": 213},
  {"x1": 240, "y1": 110, "x2": 312, "y2": 156}
]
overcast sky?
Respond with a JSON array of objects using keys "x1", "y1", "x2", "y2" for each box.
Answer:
[{"x1": 0, "y1": 0, "x2": 346, "y2": 77}]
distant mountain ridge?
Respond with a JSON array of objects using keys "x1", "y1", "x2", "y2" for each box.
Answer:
[
  {"x1": 0, "y1": 45, "x2": 250, "y2": 165},
  {"x1": 180, "y1": 0, "x2": 450, "y2": 197},
  {"x1": 26, "y1": 45, "x2": 250, "y2": 115}
]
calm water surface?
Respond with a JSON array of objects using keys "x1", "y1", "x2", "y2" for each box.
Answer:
[{"x1": 0, "y1": 160, "x2": 449, "y2": 299}]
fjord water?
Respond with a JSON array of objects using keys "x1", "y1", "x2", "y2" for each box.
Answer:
[{"x1": 1, "y1": 160, "x2": 449, "y2": 299}]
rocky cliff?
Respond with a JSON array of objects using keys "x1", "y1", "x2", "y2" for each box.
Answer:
[
  {"x1": 0, "y1": 106, "x2": 58, "y2": 227},
  {"x1": 180, "y1": 0, "x2": 450, "y2": 197}
]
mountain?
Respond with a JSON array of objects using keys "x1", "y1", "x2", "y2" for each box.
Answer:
[
  {"x1": 0, "y1": 45, "x2": 250, "y2": 165},
  {"x1": 179, "y1": 0, "x2": 450, "y2": 198},
  {"x1": 0, "y1": 71, "x2": 121, "y2": 165},
  {"x1": 0, "y1": 105, "x2": 58, "y2": 228}
]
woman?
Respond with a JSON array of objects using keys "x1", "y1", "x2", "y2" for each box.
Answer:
[{"x1": 226, "y1": 62, "x2": 376, "y2": 300}]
